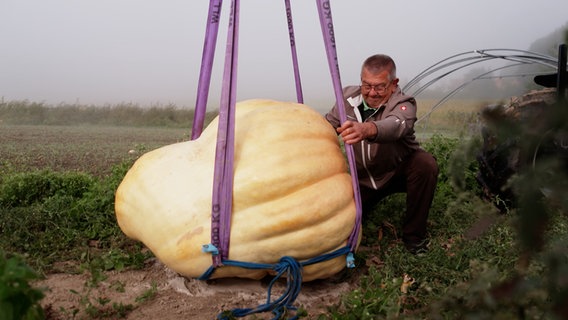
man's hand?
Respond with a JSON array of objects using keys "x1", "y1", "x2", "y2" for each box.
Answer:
[{"x1": 337, "y1": 120, "x2": 377, "y2": 144}]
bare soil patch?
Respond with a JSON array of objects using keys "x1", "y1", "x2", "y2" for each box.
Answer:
[{"x1": 37, "y1": 258, "x2": 368, "y2": 319}]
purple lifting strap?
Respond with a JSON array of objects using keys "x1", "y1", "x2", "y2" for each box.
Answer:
[
  {"x1": 210, "y1": 0, "x2": 240, "y2": 266},
  {"x1": 199, "y1": 0, "x2": 362, "y2": 268},
  {"x1": 191, "y1": 0, "x2": 223, "y2": 141},
  {"x1": 284, "y1": 0, "x2": 304, "y2": 104},
  {"x1": 316, "y1": 0, "x2": 363, "y2": 250}
]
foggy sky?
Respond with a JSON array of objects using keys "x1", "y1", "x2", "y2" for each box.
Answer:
[{"x1": 1, "y1": 0, "x2": 567, "y2": 112}]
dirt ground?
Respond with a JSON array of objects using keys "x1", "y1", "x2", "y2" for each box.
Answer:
[{"x1": 37, "y1": 256, "x2": 371, "y2": 319}]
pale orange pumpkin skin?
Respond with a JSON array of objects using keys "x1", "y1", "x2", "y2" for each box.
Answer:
[{"x1": 115, "y1": 99, "x2": 358, "y2": 281}]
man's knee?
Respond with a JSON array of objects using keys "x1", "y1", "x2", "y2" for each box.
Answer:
[{"x1": 413, "y1": 150, "x2": 439, "y2": 179}]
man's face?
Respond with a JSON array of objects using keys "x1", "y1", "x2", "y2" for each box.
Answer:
[{"x1": 360, "y1": 68, "x2": 398, "y2": 108}]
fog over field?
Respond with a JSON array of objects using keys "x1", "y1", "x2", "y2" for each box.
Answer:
[{"x1": 1, "y1": 0, "x2": 568, "y2": 112}]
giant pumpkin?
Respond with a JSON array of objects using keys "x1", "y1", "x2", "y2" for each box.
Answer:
[{"x1": 115, "y1": 99, "x2": 358, "y2": 281}]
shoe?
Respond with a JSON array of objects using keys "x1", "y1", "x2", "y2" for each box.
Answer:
[{"x1": 404, "y1": 238, "x2": 429, "y2": 255}]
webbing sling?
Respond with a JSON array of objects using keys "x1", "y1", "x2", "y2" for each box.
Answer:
[
  {"x1": 207, "y1": 0, "x2": 239, "y2": 266},
  {"x1": 191, "y1": 0, "x2": 223, "y2": 141},
  {"x1": 284, "y1": 0, "x2": 304, "y2": 104},
  {"x1": 191, "y1": 1, "x2": 363, "y2": 318},
  {"x1": 316, "y1": 0, "x2": 363, "y2": 250}
]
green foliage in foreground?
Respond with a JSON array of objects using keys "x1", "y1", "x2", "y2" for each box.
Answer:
[
  {"x1": 0, "y1": 251, "x2": 45, "y2": 320},
  {"x1": 0, "y1": 161, "x2": 151, "y2": 273}
]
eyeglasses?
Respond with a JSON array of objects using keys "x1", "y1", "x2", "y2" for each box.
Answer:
[{"x1": 360, "y1": 81, "x2": 391, "y2": 94}]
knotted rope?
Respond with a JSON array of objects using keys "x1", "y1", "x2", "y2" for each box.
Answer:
[{"x1": 198, "y1": 247, "x2": 351, "y2": 320}]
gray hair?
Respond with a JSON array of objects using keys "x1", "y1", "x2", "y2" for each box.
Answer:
[{"x1": 361, "y1": 54, "x2": 397, "y2": 80}]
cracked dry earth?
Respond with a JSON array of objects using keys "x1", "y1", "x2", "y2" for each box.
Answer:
[{"x1": 37, "y1": 258, "x2": 364, "y2": 319}]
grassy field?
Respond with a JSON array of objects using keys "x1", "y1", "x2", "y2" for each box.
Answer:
[
  {"x1": 0, "y1": 98, "x2": 490, "y2": 176},
  {"x1": 1, "y1": 98, "x2": 567, "y2": 319},
  {"x1": 0, "y1": 125, "x2": 189, "y2": 177}
]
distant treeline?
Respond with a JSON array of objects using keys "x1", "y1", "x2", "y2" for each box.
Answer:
[{"x1": 0, "y1": 100, "x2": 218, "y2": 128}]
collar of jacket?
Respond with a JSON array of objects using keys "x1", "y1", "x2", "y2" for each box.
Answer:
[{"x1": 347, "y1": 94, "x2": 364, "y2": 108}]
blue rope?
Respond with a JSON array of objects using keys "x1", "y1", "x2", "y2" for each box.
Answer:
[
  {"x1": 199, "y1": 246, "x2": 354, "y2": 319},
  {"x1": 216, "y1": 256, "x2": 302, "y2": 320}
]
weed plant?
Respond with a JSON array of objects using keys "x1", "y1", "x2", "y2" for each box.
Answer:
[
  {"x1": 0, "y1": 250, "x2": 45, "y2": 320},
  {"x1": 0, "y1": 162, "x2": 151, "y2": 274}
]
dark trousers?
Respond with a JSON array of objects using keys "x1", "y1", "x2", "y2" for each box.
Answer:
[{"x1": 359, "y1": 149, "x2": 439, "y2": 244}]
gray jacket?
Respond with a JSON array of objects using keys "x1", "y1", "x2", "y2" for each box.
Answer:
[{"x1": 325, "y1": 85, "x2": 421, "y2": 190}]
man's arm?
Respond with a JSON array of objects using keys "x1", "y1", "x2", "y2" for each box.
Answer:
[
  {"x1": 369, "y1": 101, "x2": 416, "y2": 143},
  {"x1": 336, "y1": 120, "x2": 377, "y2": 145}
]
